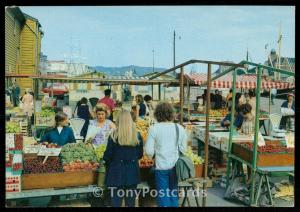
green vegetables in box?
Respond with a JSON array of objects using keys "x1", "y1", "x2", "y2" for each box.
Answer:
[
  {"x1": 60, "y1": 142, "x2": 97, "y2": 164},
  {"x1": 6, "y1": 122, "x2": 21, "y2": 133}
]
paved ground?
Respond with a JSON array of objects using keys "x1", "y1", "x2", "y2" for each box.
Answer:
[{"x1": 13, "y1": 175, "x2": 294, "y2": 207}]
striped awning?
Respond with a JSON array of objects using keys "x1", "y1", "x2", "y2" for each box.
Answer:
[{"x1": 186, "y1": 73, "x2": 295, "y2": 89}]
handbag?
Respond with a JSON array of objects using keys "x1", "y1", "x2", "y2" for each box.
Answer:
[{"x1": 175, "y1": 123, "x2": 194, "y2": 181}]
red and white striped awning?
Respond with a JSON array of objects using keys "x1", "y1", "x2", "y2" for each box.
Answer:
[{"x1": 186, "y1": 73, "x2": 294, "y2": 89}]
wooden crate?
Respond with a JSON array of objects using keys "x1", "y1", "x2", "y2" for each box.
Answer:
[
  {"x1": 35, "y1": 113, "x2": 55, "y2": 127},
  {"x1": 232, "y1": 143, "x2": 294, "y2": 167},
  {"x1": 22, "y1": 171, "x2": 98, "y2": 190}
]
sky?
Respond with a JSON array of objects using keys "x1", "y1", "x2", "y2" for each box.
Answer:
[{"x1": 19, "y1": 6, "x2": 295, "y2": 70}]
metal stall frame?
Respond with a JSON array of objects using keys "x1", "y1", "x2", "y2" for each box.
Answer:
[{"x1": 204, "y1": 61, "x2": 295, "y2": 206}]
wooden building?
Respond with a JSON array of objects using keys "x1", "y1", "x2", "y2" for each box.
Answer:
[{"x1": 5, "y1": 6, "x2": 43, "y2": 94}]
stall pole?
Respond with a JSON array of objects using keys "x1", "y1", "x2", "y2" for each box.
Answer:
[
  {"x1": 225, "y1": 69, "x2": 237, "y2": 189},
  {"x1": 268, "y1": 89, "x2": 271, "y2": 134},
  {"x1": 51, "y1": 80, "x2": 54, "y2": 99},
  {"x1": 158, "y1": 83, "x2": 161, "y2": 101},
  {"x1": 180, "y1": 67, "x2": 184, "y2": 125},
  {"x1": 202, "y1": 63, "x2": 211, "y2": 207},
  {"x1": 152, "y1": 84, "x2": 154, "y2": 100},
  {"x1": 187, "y1": 79, "x2": 191, "y2": 122},
  {"x1": 249, "y1": 67, "x2": 262, "y2": 205}
]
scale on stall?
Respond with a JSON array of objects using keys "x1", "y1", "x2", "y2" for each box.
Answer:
[
  {"x1": 69, "y1": 118, "x2": 85, "y2": 142},
  {"x1": 271, "y1": 128, "x2": 286, "y2": 138}
]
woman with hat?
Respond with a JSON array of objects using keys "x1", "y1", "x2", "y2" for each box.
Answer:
[{"x1": 279, "y1": 93, "x2": 295, "y2": 130}]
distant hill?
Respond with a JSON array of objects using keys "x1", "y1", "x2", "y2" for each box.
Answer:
[{"x1": 92, "y1": 65, "x2": 166, "y2": 77}]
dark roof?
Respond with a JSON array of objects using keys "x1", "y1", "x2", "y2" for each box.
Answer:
[
  {"x1": 23, "y1": 13, "x2": 42, "y2": 27},
  {"x1": 6, "y1": 6, "x2": 26, "y2": 23}
]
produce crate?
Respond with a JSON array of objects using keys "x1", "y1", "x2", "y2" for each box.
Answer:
[
  {"x1": 35, "y1": 113, "x2": 55, "y2": 127},
  {"x1": 22, "y1": 171, "x2": 98, "y2": 190},
  {"x1": 232, "y1": 143, "x2": 294, "y2": 167}
]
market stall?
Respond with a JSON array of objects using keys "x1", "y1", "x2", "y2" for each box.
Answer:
[{"x1": 210, "y1": 61, "x2": 295, "y2": 207}]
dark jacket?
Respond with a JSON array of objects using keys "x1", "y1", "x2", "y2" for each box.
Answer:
[
  {"x1": 103, "y1": 133, "x2": 143, "y2": 187},
  {"x1": 221, "y1": 113, "x2": 244, "y2": 128},
  {"x1": 138, "y1": 103, "x2": 146, "y2": 117},
  {"x1": 214, "y1": 94, "x2": 223, "y2": 109},
  {"x1": 77, "y1": 104, "x2": 91, "y2": 138},
  {"x1": 279, "y1": 100, "x2": 295, "y2": 130},
  {"x1": 41, "y1": 126, "x2": 76, "y2": 146}
]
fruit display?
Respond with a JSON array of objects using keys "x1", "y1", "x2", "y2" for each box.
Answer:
[
  {"x1": 240, "y1": 142, "x2": 294, "y2": 153},
  {"x1": 136, "y1": 118, "x2": 149, "y2": 142},
  {"x1": 60, "y1": 142, "x2": 97, "y2": 165},
  {"x1": 63, "y1": 160, "x2": 99, "y2": 172},
  {"x1": 95, "y1": 144, "x2": 107, "y2": 161},
  {"x1": 23, "y1": 157, "x2": 63, "y2": 174},
  {"x1": 184, "y1": 146, "x2": 204, "y2": 165},
  {"x1": 139, "y1": 156, "x2": 154, "y2": 168},
  {"x1": 209, "y1": 109, "x2": 227, "y2": 118},
  {"x1": 6, "y1": 122, "x2": 21, "y2": 133},
  {"x1": 259, "y1": 111, "x2": 269, "y2": 119},
  {"x1": 41, "y1": 142, "x2": 61, "y2": 148}
]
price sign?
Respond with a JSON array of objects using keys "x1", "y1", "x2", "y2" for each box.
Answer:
[
  {"x1": 6, "y1": 133, "x2": 15, "y2": 149},
  {"x1": 38, "y1": 147, "x2": 62, "y2": 157},
  {"x1": 285, "y1": 133, "x2": 294, "y2": 148}
]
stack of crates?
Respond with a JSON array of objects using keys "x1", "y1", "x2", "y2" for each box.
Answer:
[
  {"x1": 6, "y1": 133, "x2": 23, "y2": 193},
  {"x1": 10, "y1": 116, "x2": 29, "y2": 136}
]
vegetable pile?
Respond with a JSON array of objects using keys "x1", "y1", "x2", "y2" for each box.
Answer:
[
  {"x1": 23, "y1": 157, "x2": 63, "y2": 174},
  {"x1": 60, "y1": 142, "x2": 97, "y2": 164},
  {"x1": 63, "y1": 160, "x2": 99, "y2": 172},
  {"x1": 95, "y1": 144, "x2": 107, "y2": 161},
  {"x1": 184, "y1": 146, "x2": 204, "y2": 165},
  {"x1": 39, "y1": 107, "x2": 55, "y2": 117},
  {"x1": 240, "y1": 142, "x2": 294, "y2": 153},
  {"x1": 6, "y1": 122, "x2": 21, "y2": 133}
]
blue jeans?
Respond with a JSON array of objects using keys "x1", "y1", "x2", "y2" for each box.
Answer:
[
  {"x1": 110, "y1": 185, "x2": 137, "y2": 207},
  {"x1": 155, "y1": 167, "x2": 179, "y2": 207}
]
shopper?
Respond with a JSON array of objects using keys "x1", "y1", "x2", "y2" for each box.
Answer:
[
  {"x1": 76, "y1": 97, "x2": 93, "y2": 139},
  {"x1": 41, "y1": 111, "x2": 76, "y2": 146},
  {"x1": 103, "y1": 110, "x2": 143, "y2": 207},
  {"x1": 202, "y1": 89, "x2": 207, "y2": 106},
  {"x1": 226, "y1": 89, "x2": 233, "y2": 108},
  {"x1": 271, "y1": 88, "x2": 277, "y2": 105},
  {"x1": 144, "y1": 95, "x2": 154, "y2": 116},
  {"x1": 247, "y1": 89, "x2": 256, "y2": 117},
  {"x1": 112, "y1": 100, "x2": 123, "y2": 122},
  {"x1": 145, "y1": 102, "x2": 188, "y2": 207},
  {"x1": 21, "y1": 88, "x2": 34, "y2": 117},
  {"x1": 214, "y1": 89, "x2": 223, "y2": 110},
  {"x1": 220, "y1": 105, "x2": 244, "y2": 129},
  {"x1": 279, "y1": 93, "x2": 295, "y2": 130},
  {"x1": 11, "y1": 82, "x2": 21, "y2": 107},
  {"x1": 135, "y1": 94, "x2": 146, "y2": 119},
  {"x1": 98, "y1": 89, "x2": 116, "y2": 121},
  {"x1": 239, "y1": 103, "x2": 254, "y2": 135},
  {"x1": 88, "y1": 105, "x2": 116, "y2": 146}
]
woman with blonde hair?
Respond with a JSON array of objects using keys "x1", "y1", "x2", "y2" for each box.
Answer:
[{"x1": 103, "y1": 110, "x2": 143, "y2": 207}]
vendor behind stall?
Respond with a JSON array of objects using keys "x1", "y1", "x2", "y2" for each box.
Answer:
[
  {"x1": 88, "y1": 104, "x2": 116, "y2": 146},
  {"x1": 41, "y1": 111, "x2": 76, "y2": 146},
  {"x1": 279, "y1": 93, "x2": 295, "y2": 130},
  {"x1": 220, "y1": 105, "x2": 243, "y2": 129}
]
